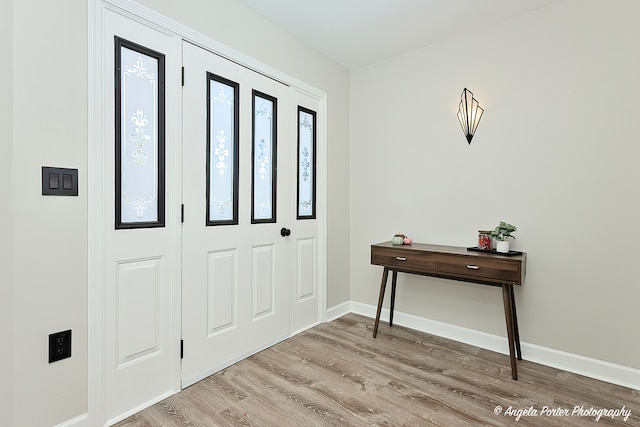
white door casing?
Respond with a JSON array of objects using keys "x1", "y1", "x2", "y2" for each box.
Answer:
[{"x1": 181, "y1": 42, "x2": 293, "y2": 386}]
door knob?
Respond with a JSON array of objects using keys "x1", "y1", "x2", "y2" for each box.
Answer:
[{"x1": 280, "y1": 227, "x2": 291, "y2": 237}]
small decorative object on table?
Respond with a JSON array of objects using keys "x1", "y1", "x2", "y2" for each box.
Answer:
[
  {"x1": 478, "y1": 230, "x2": 492, "y2": 250},
  {"x1": 392, "y1": 234, "x2": 404, "y2": 245},
  {"x1": 392, "y1": 233, "x2": 412, "y2": 245},
  {"x1": 490, "y1": 221, "x2": 517, "y2": 253}
]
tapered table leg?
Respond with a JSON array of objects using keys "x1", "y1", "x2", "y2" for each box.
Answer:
[
  {"x1": 373, "y1": 267, "x2": 389, "y2": 338},
  {"x1": 389, "y1": 271, "x2": 398, "y2": 327},
  {"x1": 509, "y1": 284, "x2": 522, "y2": 360},
  {"x1": 502, "y1": 284, "x2": 518, "y2": 380}
]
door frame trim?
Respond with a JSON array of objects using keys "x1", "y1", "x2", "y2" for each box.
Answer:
[{"x1": 88, "y1": 1, "x2": 328, "y2": 425}]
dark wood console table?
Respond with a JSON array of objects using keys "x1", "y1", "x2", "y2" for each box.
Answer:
[{"x1": 371, "y1": 242, "x2": 526, "y2": 380}]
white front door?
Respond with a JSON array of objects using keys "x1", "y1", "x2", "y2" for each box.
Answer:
[
  {"x1": 102, "y1": 10, "x2": 180, "y2": 424},
  {"x1": 291, "y1": 89, "x2": 322, "y2": 334},
  {"x1": 98, "y1": 9, "x2": 324, "y2": 422},
  {"x1": 181, "y1": 42, "x2": 293, "y2": 386}
]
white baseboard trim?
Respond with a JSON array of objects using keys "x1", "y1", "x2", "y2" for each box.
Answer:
[
  {"x1": 326, "y1": 300, "x2": 351, "y2": 322},
  {"x1": 54, "y1": 413, "x2": 89, "y2": 427},
  {"x1": 327, "y1": 301, "x2": 640, "y2": 391}
]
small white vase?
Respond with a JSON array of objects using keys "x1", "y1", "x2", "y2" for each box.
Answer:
[{"x1": 496, "y1": 240, "x2": 510, "y2": 253}]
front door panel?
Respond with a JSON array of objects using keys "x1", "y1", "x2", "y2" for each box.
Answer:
[
  {"x1": 292, "y1": 91, "x2": 322, "y2": 333},
  {"x1": 181, "y1": 42, "x2": 292, "y2": 386},
  {"x1": 103, "y1": 11, "x2": 178, "y2": 424}
]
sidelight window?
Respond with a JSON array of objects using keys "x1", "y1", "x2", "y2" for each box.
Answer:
[
  {"x1": 251, "y1": 91, "x2": 277, "y2": 224},
  {"x1": 207, "y1": 73, "x2": 240, "y2": 226},
  {"x1": 297, "y1": 106, "x2": 316, "y2": 219},
  {"x1": 115, "y1": 37, "x2": 166, "y2": 229}
]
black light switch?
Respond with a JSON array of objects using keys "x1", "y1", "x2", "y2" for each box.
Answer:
[
  {"x1": 49, "y1": 173, "x2": 60, "y2": 189},
  {"x1": 42, "y1": 167, "x2": 78, "y2": 196},
  {"x1": 62, "y1": 174, "x2": 73, "y2": 190}
]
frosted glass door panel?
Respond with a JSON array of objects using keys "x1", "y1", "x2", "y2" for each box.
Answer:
[
  {"x1": 115, "y1": 38, "x2": 165, "y2": 228},
  {"x1": 252, "y1": 91, "x2": 277, "y2": 223},
  {"x1": 207, "y1": 74, "x2": 239, "y2": 226},
  {"x1": 297, "y1": 107, "x2": 316, "y2": 219}
]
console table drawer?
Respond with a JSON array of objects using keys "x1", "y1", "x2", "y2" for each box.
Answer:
[
  {"x1": 436, "y1": 254, "x2": 521, "y2": 284},
  {"x1": 371, "y1": 247, "x2": 435, "y2": 273}
]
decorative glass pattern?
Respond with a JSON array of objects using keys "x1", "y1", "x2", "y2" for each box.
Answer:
[
  {"x1": 207, "y1": 73, "x2": 239, "y2": 226},
  {"x1": 297, "y1": 107, "x2": 316, "y2": 219},
  {"x1": 115, "y1": 37, "x2": 165, "y2": 229},
  {"x1": 252, "y1": 91, "x2": 277, "y2": 223}
]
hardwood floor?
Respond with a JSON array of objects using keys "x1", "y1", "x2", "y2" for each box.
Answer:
[{"x1": 116, "y1": 314, "x2": 640, "y2": 426}]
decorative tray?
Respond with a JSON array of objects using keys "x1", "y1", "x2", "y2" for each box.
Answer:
[{"x1": 466, "y1": 247, "x2": 523, "y2": 256}]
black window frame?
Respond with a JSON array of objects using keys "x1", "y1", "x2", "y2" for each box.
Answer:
[{"x1": 114, "y1": 36, "x2": 166, "y2": 230}]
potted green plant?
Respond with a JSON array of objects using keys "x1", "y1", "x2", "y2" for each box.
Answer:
[{"x1": 490, "y1": 221, "x2": 517, "y2": 253}]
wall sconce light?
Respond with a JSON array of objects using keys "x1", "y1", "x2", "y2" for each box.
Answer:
[{"x1": 457, "y1": 88, "x2": 484, "y2": 144}]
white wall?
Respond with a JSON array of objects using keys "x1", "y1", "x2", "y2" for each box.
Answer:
[
  {"x1": 1, "y1": 0, "x2": 14, "y2": 424},
  {"x1": 350, "y1": 0, "x2": 640, "y2": 369},
  {"x1": 7, "y1": 0, "x2": 350, "y2": 425},
  {"x1": 134, "y1": 0, "x2": 352, "y2": 307},
  {"x1": 10, "y1": 1, "x2": 89, "y2": 425}
]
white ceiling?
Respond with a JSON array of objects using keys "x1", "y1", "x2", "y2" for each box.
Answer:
[{"x1": 238, "y1": 0, "x2": 563, "y2": 69}]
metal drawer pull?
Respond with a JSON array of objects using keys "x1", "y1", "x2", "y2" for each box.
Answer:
[
  {"x1": 395, "y1": 257, "x2": 407, "y2": 261},
  {"x1": 466, "y1": 265, "x2": 480, "y2": 270}
]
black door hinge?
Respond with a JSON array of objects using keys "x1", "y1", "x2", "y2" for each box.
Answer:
[
  {"x1": 181, "y1": 66, "x2": 185, "y2": 86},
  {"x1": 181, "y1": 204, "x2": 184, "y2": 223},
  {"x1": 181, "y1": 339, "x2": 184, "y2": 359}
]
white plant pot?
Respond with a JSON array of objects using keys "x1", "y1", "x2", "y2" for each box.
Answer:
[{"x1": 496, "y1": 240, "x2": 510, "y2": 253}]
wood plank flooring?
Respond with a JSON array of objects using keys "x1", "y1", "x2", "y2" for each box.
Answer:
[{"x1": 116, "y1": 314, "x2": 640, "y2": 426}]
